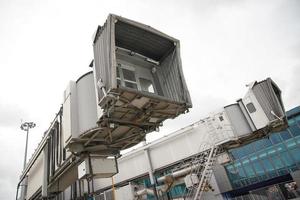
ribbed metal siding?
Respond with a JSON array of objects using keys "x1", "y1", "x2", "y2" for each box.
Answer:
[
  {"x1": 115, "y1": 21, "x2": 174, "y2": 61},
  {"x1": 93, "y1": 14, "x2": 192, "y2": 106},
  {"x1": 159, "y1": 46, "x2": 192, "y2": 105},
  {"x1": 252, "y1": 78, "x2": 285, "y2": 121},
  {"x1": 93, "y1": 16, "x2": 114, "y2": 101}
]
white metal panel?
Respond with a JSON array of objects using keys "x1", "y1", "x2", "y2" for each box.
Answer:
[
  {"x1": 242, "y1": 91, "x2": 269, "y2": 130},
  {"x1": 78, "y1": 157, "x2": 117, "y2": 179},
  {"x1": 76, "y1": 72, "x2": 98, "y2": 135},
  {"x1": 115, "y1": 184, "x2": 135, "y2": 200},
  {"x1": 26, "y1": 153, "x2": 44, "y2": 199},
  {"x1": 117, "y1": 151, "x2": 147, "y2": 181},
  {"x1": 62, "y1": 81, "x2": 78, "y2": 145}
]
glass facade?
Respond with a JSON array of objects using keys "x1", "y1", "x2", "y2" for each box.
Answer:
[{"x1": 225, "y1": 107, "x2": 300, "y2": 189}]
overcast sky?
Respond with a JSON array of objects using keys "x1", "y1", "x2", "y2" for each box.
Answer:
[{"x1": 0, "y1": 0, "x2": 299, "y2": 199}]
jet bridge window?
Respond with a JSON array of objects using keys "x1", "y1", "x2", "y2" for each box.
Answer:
[
  {"x1": 246, "y1": 103, "x2": 256, "y2": 113},
  {"x1": 117, "y1": 64, "x2": 138, "y2": 90},
  {"x1": 139, "y1": 78, "x2": 155, "y2": 93}
]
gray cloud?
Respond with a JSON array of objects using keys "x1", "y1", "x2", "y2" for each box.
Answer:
[
  {"x1": 286, "y1": 66, "x2": 300, "y2": 109},
  {"x1": 0, "y1": 102, "x2": 28, "y2": 127}
]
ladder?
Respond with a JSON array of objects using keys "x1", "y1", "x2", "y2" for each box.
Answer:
[{"x1": 184, "y1": 145, "x2": 219, "y2": 200}]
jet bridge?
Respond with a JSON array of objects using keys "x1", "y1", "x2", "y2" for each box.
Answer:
[{"x1": 17, "y1": 14, "x2": 287, "y2": 200}]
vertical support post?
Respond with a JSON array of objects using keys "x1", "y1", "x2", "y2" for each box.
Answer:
[
  {"x1": 23, "y1": 129, "x2": 29, "y2": 170},
  {"x1": 144, "y1": 143, "x2": 159, "y2": 199},
  {"x1": 111, "y1": 176, "x2": 116, "y2": 200},
  {"x1": 42, "y1": 143, "x2": 48, "y2": 197}
]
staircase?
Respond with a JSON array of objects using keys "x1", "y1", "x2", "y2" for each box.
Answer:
[{"x1": 184, "y1": 145, "x2": 219, "y2": 200}]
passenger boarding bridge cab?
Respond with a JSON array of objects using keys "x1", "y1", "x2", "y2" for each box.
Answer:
[
  {"x1": 92, "y1": 14, "x2": 192, "y2": 111},
  {"x1": 65, "y1": 14, "x2": 192, "y2": 154}
]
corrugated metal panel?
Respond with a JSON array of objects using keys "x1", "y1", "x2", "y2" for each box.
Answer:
[
  {"x1": 252, "y1": 78, "x2": 285, "y2": 121},
  {"x1": 93, "y1": 15, "x2": 114, "y2": 102},
  {"x1": 158, "y1": 47, "x2": 191, "y2": 105},
  {"x1": 115, "y1": 20, "x2": 173, "y2": 61}
]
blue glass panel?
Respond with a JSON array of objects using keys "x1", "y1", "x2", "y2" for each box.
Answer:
[
  {"x1": 258, "y1": 151, "x2": 267, "y2": 159},
  {"x1": 290, "y1": 148, "x2": 300, "y2": 164},
  {"x1": 275, "y1": 143, "x2": 286, "y2": 152},
  {"x1": 280, "y1": 130, "x2": 292, "y2": 140},
  {"x1": 249, "y1": 154, "x2": 258, "y2": 162},
  {"x1": 230, "y1": 150, "x2": 242, "y2": 159},
  {"x1": 266, "y1": 146, "x2": 276, "y2": 156},
  {"x1": 296, "y1": 136, "x2": 300, "y2": 144},
  {"x1": 261, "y1": 158, "x2": 274, "y2": 170},
  {"x1": 232, "y1": 180, "x2": 242, "y2": 188},
  {"x1": 296, "y1": 115, "x2": 300, "y2": 122},
  {"x1": 242, "y1": 163, "x2": 256, "y2": 177},
  {"x1": 252, "y1": 160, "x2": 265, "y2": 175},
  {"x1": 262, "y1": 138, "x2": 272, "y2": 148},
  {"x1": 234, "y1": 162, "x2": 246, "y2": 179},
  {"x1": 270, "y1": 133, "x2": 282, "y2": 144},
  {"x1": 289, "y1": 125, "x2": 300, "y2": 137},
  {"x1": 288, "y1": 118, "x2": 296, "y2": 126},
  {"x1": 270, "y1": 156, "x2": 285, "y2": 170},
  {"x1": 279, "y1": 151, "x2": 297, "y2": 170},
  {"x1": 253, "y1": 139, "x2": 272, "y2": 151},
  {"x1": 225, "y1": 164, "x2": 238, "y2": 181},
  {"x1": 285, "y1": 139, "x2": 297, "y2": 149}
]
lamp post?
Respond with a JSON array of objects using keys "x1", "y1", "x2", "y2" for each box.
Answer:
[{"x1": 20, "y1": 122, "x2": 36, "y2": 170}]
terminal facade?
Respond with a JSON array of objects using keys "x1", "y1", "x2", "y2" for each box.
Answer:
[{"x1": 92, "y1": 106, "x2": 300, "y2": 200}]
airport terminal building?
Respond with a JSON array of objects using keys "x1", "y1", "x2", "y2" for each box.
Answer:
[{"x1": 93, "y1": 106, "x2": 300, "y2": 200}]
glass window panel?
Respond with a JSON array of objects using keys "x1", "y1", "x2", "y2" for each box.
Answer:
[
  {"x1": 249, "y1": 154, "x2": 258, "y2": 162},
  {"x1": 285, "y1": 139, "x2": 297, "y2": 149},
  {"x1": 280, "y1": 130, "x2": 292, "y2": 140},
  {"x1": 258, "y1": 152, "x2": 267, "y2": 159},
  {"x1": 139, "y1": 78, "x2": 155, "y2": 93},
  {"x1": 290, "y1": 148, "x2": 300, "y2": 164},
  {"x1": 124, "y1": 81, "x2": 138, "y2": 89},
  {"x1": 296, "y1": 136, "x2": 300, "y2": 144},
  {"x1": 243, "y1": 163, "x2": 256, "y2": 177},
  {"x1": 270, "y1": 156, "x2": 285, "y2": 170},
  {"x1": 122, "y1": 68, "x2": 136, "y2": 82},
  {"x1": 252, "y1": 161, "x2": 265, "y2": 176},
  {"x1": 246, "y1": 103, "x2": 256, "y2": 113},
  {"x1": 288, "y1": 118, "x2": 296, "y2": 126},
  {"x1": 232, "y1": 180, "x2": 242, "y2": 188},
  {"x1": 232, "y1": 144, "x2": 255, "y2": 160},
  {"x1": 230, "y1": 150, "x2": 241, "y2": 159},
  {"x1": 270, "y1": 134, "x2": 282, "y2": 144},
  {"x1": 234, "y1": 162, "x2": 247, "y2": 179},
  {"x1": 253, "y1": 140, "x2": 264, "y2": 151},
  {"x1": 261, "y1": 158, "x2": 275, "y2": 172},
  {"x1": 279, "y1": 151, "x2": 297, "y2": 170},
  {"x1": 275, "y1": 143, "x2": 286, "y2": 153},
  {"x1": 266, "y1": 146, "x2": 276, "y2": 156},
  {"x1": 288, "y1": 125, "x2": 300, "y2": 137},
  {"x1": 296, "y1": 115, "x2": 300, "y2": 122},
  {"x1": 242, "y1": 159, "x2": 250, "y2": 165},
  {"x1": 225, "y1": 165, "x2": 238, "y2": 181},
  {"x1": 262, "y1": 139, "x2": 273, "y2": 147}
]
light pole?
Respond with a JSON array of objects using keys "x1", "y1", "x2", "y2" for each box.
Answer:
[{"x1": 20, "y1": 122, "x2": 36, "y2": 170}]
